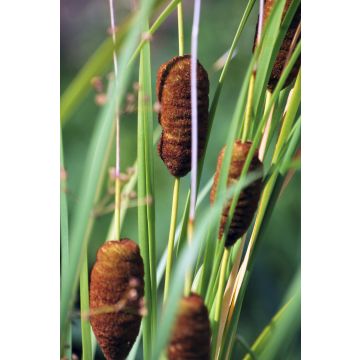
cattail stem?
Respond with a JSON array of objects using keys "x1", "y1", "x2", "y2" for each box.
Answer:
[
  {"x1": 80, "y1": 252, "x2": 92, "y2": 360},
  {"x1": 177, "y1": 2, "x2": 184, "y2": 56},
  {"x1": 108, "y1": 0, "x2": 122, "y2": 240},
  {"x1": 114, "y1": 177, "x2": 121, "y2": 239},
  {"x1": 190, "y1": 0, "x2": 201, "y2": 222},
  {"x1": 241, "y1": 71, "x2": 256, "y2": 142},
  {"x1": 259, "y1": 90, "x2": 274, "y2": 161},
  {"x1": 211, "y1": 248, "x2": 230, "y2": 357},
  {"x1": 164, "y1": 177, "x2": 180, "y2": 303},
  {"x1": 184, "y1": 0, "x2": 202, "y2": 297},
  {"x1": 163, "y1": 0, "x2": 185, "y2": 303},
  {"x1": 184, "y1": 219, "x2": 194, "y2": 296}
]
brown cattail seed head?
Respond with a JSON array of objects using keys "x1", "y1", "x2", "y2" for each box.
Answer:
[
  {"x1": 156, "y1": 55, "x2": 209, "y2": 177},
  {"x1": 210, "y1": 141, "x2": 263, "y2": 247},
  {"x1": 89, "y1": 239, "x2": 144, "y2": 360},
  {"x1": 168, "y1": 293, "x2": 211, "y2": 360},
  {"x1": 254, "y1": 0, "x2": 301, "y2": 91}
]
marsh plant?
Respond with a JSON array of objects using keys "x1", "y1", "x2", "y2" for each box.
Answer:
[{"x1": 60, "y1": 0, "x2": 301, "y2": 359}]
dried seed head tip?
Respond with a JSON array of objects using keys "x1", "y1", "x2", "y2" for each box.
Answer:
[
  {"x1": 210, "y1": 141, "x2": 263, "y2": 247},
  {"x1": 168, "y1": 293, "x2": 211, "y2": 360},
  {"x1": 156, "y1": 55, "x2": 210, "y2": 178},
  {"x1": 89, "y1": 239, "x2": 144, "y2": 360}
]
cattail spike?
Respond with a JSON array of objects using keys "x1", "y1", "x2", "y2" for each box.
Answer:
[
  {"x1": 168, "y1": 293, "x2": 211, "y2": 360},
  {"x1": 210, "y1": 141, "x2": 263, "y2": 247},
  {"x1": 156, "y1": 55, "x2": 209, "y2": 178},
  {"x1": 254, "y1": 0, "x2": 301, "y2": 91},
  {"x1": 89, "y1": 239, "x2": 144, "y2": 360}
]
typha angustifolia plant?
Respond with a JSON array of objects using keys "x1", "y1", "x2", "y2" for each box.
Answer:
[
  {"x1": 60, "y1": 0, "x2": 301, "y2": 358},
  {"x1": 162, "y1": 1, "x2": 212, "y2": 359},
  {"x1": 157, "y1": 1, "x2": 209, "y2": 305}
]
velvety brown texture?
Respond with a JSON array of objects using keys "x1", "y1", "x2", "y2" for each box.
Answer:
[
  {"x1": 210, "y1": 141, "x2": 263, "y2": 247},
  {"x1": 168, "y1": 293, "x2": 211, "y2": 360},
  {"x1": 89, "y1": 239, "x2": 144, "y2": 360},
  {"x1": 254, "y1": 0, "x2": 301, "y2": 91},
  {"x1": 156, "y1": 55, "x2": 209, "y2": 177}
]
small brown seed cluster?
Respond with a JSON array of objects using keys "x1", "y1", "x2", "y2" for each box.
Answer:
[
  {"x1": 89, "y1": 239, "x2": 144, "y2": 360},
  {"x1": 156, "y1": 55, "x2": 209, "y2": 178},
  {"x1": 254, "y1": 0, "x2": 301, "y2": 91},
  {"x1": 210, "y1": 141, "x2": 263, "y2": 247},
  {"x1": 168, "y1": 293, "x2": 211, "y2": 360}
]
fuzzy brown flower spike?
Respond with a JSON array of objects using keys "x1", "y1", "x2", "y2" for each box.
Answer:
[
  {"x1": 168, "y1": 293, "x2": 211, "y2": 360},
  {"x1": 254, "y1": 0, "x2": 301, "y2": 91},
  {"x1": 210, "y1": 141, "x2": 263, "y2": 247},
  {"x1": 156, "y1": 55, "x2": 209, "y2": 177},
  {"x1": 89, "y1": 239, "x2": 144, "y2": 360}
]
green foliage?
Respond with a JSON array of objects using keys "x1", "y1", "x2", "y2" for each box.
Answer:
[{"x1": 60, "y1": 0, "x2": 301, "y2": 358}]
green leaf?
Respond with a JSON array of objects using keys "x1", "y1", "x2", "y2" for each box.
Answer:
[
  {"x1": 137, "y1": 21, "x2": 157, "y2": 357},
  {"x1": 60, "y1": 132, "x2": 72, "y2": 359},
  {"x1": 244, "y1": 270, "x2": 300, "y2": 360}
]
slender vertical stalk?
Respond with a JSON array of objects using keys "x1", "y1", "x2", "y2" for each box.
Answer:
[
  {"x1": 138, "y1": 50, "x2": 152, "y2": 359},
  {"x1": 60, "y1": 134, "x2": 72, "y2": 359},
  {"x1": 259, "y1": 90, "x2": 274, "y2": 161},
  {"x1": 184, "y1": 219, "x2": 194, "y2": 295},
  {"x1": 177, "y1": 2, "x2": 184, "y2": 56},
  {"x1": 164, "y1": 177, "x2": 180, "y2": 303},
  {"x1": 138, "y1": 11, "x2": 158, "y2": 353},
  {"x1": 184, "y1": 0, "x2": 202, "y2": 297},
  {"x1": 241, "y1": 71, "x2": 256, "y2": 141},
  {"x1": 80, "y1": 253, "x2": 92, "y2": 360},
  {"x1": 163, "y1": 1, "x2": 184, "y2": 302},
  {"x1": 211, "y1": 248, "x2": 230, "y2": 357},
  {"x1": 108, "y1": 0, "x2": 122, "y2": 240}
]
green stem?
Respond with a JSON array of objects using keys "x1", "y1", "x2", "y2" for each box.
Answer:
[
  {"x1": 211, "y1": 248, "x2": 230, "y2": 358},
  {"x1": 177, "y1": 2, "x2": 184, "y2": 56},
  {"x1": 205, "y1": 237, "x2": 225, "y2": 305},
  {"x1": 164, "y1": 0, "x2": 184, "y2": 302},
  {"x1": 241, "y1": 71, "x2": 256, "y2": 141},
  {"x1": 184, "y1": 219, "x2": 194, "y2": 296},
  {"x1": 163, "y1": 177, "x2": 180, "y2": 303},
  {"x1": 60, "y1": 134, "x2": 72, "y2": 359},
  {"x1": 80, "y1": 252, "x2": 92, "y2": 360},
  {"x1": 258, "y1": 90, "x2": 273, "y2": 161},
  {"x1": 114, "y1": 178, "x2": 121, "y2": 239}
]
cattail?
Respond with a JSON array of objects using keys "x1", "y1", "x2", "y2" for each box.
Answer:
[
  {"x1": 254, "y1": 0, "x2": 301, "y2": 91},
  {"x1": 89, "y1": 239, "x2": 144, "y2": 360},
  {"x1": 156, "y1": 55, "x2": 209, "y2": 177},
  {"x1": 168, "y1": 293, "x2": 211, "y2": 360},
  {"x1": 210, "y1": 141, "x2": 263, "y2": 247}
]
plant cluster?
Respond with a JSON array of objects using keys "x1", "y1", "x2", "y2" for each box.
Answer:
[{"x1": 60, "y1": 0, "x2": 301, "y2": 359}]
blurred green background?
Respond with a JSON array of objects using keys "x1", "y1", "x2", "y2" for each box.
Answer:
[{"x1": 61, "y1": 0, "x2": 300, "y2": 358}]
